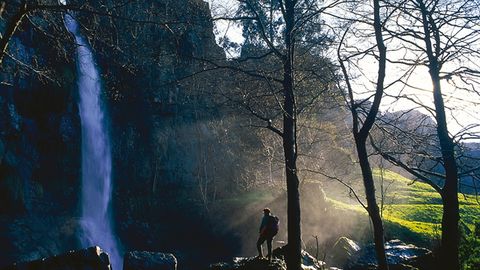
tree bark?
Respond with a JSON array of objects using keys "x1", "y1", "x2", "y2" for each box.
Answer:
[
  {"x1": 431, "y1": 51, "x2": 460, "y2": 270},
  {"x1": 355, "y1": 137, "x2": 388, "y2": 270},
  {"x1": 283, "y1": 1, "x2": 302, "y2": 270},
  {"x1": 429, "y1": 59, "x2": 459, "y2": 270},
  {"x1": 349, "y1": 0, "x2": 389, "y2": 269},
  {"x1": 417, "y1": 1, "x2": 460, "y2": 268}
]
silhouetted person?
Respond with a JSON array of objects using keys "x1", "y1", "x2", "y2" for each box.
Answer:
[{"x1": 256, "y1": 208, "x2": 279, "y2": 260}]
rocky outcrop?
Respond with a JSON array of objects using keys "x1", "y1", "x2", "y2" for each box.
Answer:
[
  {"x1": 207, "y1": 240, "x2": 433, "y2": 270},
  {"x1": 0, "y1": 246, "x2": 110, "y2": 270},
  {"x1": 123, "y1": 251, "x2": 177, "y2": 270},
  {"x1": 208, "y1": 247, "x2": 327, "y2": 270},
  {"x1": 329, "y1": 237, "x2": 361, "y2": 267},
  {"x1": 342, "y1": 239, "x2": 433, "y2": 270},
  {"x1": 0, "y1": 1, "x2": 81, "y2": 265},
  {"x1": 0, "y1": 0, "x2": 230, "y2": 267}
]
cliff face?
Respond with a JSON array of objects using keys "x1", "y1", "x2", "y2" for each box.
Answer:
[
  {"x1": 0, "y1": 2, "x2": 71, "y2": 209},
  {"x1": 0, "y1": 0, "x2": 239, "y2": 267},
  {"x1": 0, "y1": 1, "x2": 81, "y2": 264},
  {"x1": 87, "y1": 1, "x2": 248, "y2": 266}
]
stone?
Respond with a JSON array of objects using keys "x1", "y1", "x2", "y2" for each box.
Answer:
[
  {"x1": 271, "y1": 245, "x2": 325, "y2": 270},
  {"x1": 0, "y1": 246, "x2": 110, "y2": 270},
  {"x1": 329, "y1": 237, "x2": 361, "y2": 268},
  {"x1": 231, "y1": 257, "x2": 286, "y2": 270},
  {"x1": 384, "y1": 240, "x2": 431, "y2": 265},
  {"x1": 123, "y1": 251, "x2": 177, "y2": 270},
  {"x1": 301, "y1": 250, "x2": 326, "y2": 270},
  {"x1": 207, "y1": 247, "x2": 329, "y2": 270},
  {"x1": 349, "y1": 239, "x2": 433, "y2": 270},
  {"x1": 208, "y1": 262, "x2": 231, "y2": 270}
]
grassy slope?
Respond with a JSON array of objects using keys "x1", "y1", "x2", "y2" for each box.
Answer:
[
  {"x1": 330, "y1": 169, "x2": 480, "y2": 246},
  {"x1": 215, "y1": 169, "x2": 479, "y2": 249}
]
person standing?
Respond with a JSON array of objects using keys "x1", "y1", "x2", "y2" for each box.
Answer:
[{"x1": 257, "y1": 208, "x2": 279, "y2": 260}]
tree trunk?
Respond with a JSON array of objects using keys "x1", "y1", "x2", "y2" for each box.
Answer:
[
  {"x1": 284, "y1": 146, "x2": 301, "y2": 270},
  {"x1": 431, "y1": 64, "x2": 460, "y2": 270},
  {"x1": 283, "y1": 1, "x2": 302, "y2": 270},
  {"x1": 351, "y1": 0, "x2": 389, "y2": 268},
  {"x1": 418, "y1": 1, "x2": 460, "y2": 268},
  {"x1": 355, "y1": 137, "x2": 389, "y2": 270},
  {"x1": 339, "y1": 0, "x2": 388, "y2": 268},
  {"x1": 440, "y1": 184, "x2": 459, "y2": 270}
]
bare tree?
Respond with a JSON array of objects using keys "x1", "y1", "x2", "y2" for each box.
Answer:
[
  {"x1": 371, "y1": 102, "x2": 480, "y2": 269},
  {"x1": 208, "y1": 1, "x2": 343, "y2": 269},
  {"x1": 335, "y1": 0, "x2": 389, "y2": 269},
  {"x1": 368, "y1": 0, "x2": 480, "y2": 268}
]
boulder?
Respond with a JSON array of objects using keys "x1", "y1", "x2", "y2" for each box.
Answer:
[
  {"x1": 123, "y1": 251, "x2": 177, "y2": 270},
  {"x1": 271, "y1": 245, "x2": 325, "y2": 270},
  {"x1": 348, "y1": 239, "x2": 433, "y2": 270},
  {"x1": 329, "y1": 237, "x2": 361, "y2": 267},
  {"x1": 301, "y1": 250, "x2": 326, "y2": 270},
  {"x1": 384, "y1": 240, "x2": 431, "y2": 265},
  {"x1": 0, "y1": 246, "x2": 110, "y2": 270}
]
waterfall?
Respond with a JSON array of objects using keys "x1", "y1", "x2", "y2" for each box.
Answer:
[{"x1": 62, "y1": 5, "x2": 122, "y2": 270}]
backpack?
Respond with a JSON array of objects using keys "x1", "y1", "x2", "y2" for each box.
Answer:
[{"x1": 267, "y1": 215, "x2": 280, "y2": 235}]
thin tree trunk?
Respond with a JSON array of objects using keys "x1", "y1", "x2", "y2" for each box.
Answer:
[
  {"x1": 355, "y1": 138, "x2": 388, "y2": 270},
  {"x1": 347, "y1": 0, "x2": 389, "y2": 268}
]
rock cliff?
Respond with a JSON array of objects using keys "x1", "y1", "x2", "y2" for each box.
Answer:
[{"x1": 0, "y1": 0, "x2": 235, "y2": 267}]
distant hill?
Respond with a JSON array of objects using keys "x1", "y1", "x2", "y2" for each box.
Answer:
[
  {"x1": 377, "y1": 109, "x2": 480, "y2": 194},
  {"x1": 326, "y1": 169, "x2": 480, "y2": 247}
]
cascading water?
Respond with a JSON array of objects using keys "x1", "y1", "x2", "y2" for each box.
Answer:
[{"x1": 62, "y1": 3, "x2": 122, "y2": 269}]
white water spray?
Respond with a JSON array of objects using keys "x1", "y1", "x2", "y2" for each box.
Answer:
[{"x1": 62, "y1": 3, "x2": 122, "y2": 269}]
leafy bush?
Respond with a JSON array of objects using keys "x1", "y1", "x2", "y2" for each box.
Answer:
[{"x1": 460, "y1": 221, "x2": 480, "y2": 270}]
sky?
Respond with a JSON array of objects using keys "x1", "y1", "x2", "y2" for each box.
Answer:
[{"x1": 206, "y1": 0, "x2": 480, "y2": 142}]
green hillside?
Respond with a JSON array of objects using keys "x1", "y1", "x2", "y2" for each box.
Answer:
[
  {"x1": 330, "y1": 169, "x2": 480, "y2": 245},
  {"x1": 376, "y1": 169, "x2": 479, "y2": 235}
]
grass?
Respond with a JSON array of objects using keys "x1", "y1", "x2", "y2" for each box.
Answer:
[{"x1": 329, "y1": 168, "x2": 480, "y2": 246}]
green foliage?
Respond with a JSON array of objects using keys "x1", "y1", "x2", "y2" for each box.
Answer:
[{"x1": 460, "y1": 221, "x2": 480, "y2": 270}]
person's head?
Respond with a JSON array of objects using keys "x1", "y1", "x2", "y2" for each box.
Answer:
[{"x1": 263, "y1": 208, "x2": 271, "y2": 216}]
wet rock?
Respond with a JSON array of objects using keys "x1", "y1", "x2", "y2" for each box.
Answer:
[
  {"x1": 384, "y1": 240, "x2": 431, "y2": 265},
  {"x1": 0, "y1": 246, "x2": 110, "y2": 270},
  {"x1": 208, "y1": 262, "x2": 230, "y2": 270},
  {"x1": 271, "y1": 245, "x2": 325, "y2": 270},
  {"x1": 301, "y1": 250, "x2": 326, "y2": 270},
  {"x1": 206, "y1": 250, "x2": 325, "y2": 270},
  {"x1": 347, "y1": 239, "x2": 433, "y2": 270},
  {"x1": 232, "y1": 257, "x2": 286, "y2": 270},
  {"x1": 348, "y1": 264, "x2": 418, "y2": 270},
  {"x1": 59, "y1": 114, "x2": 77, "y2": 143},
  {"x1": 123, "y1": 251, "x2": 177, "y2": 270},
  {"x1": 329, "y1": 237, "x2": 361, "y2": 267}
]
